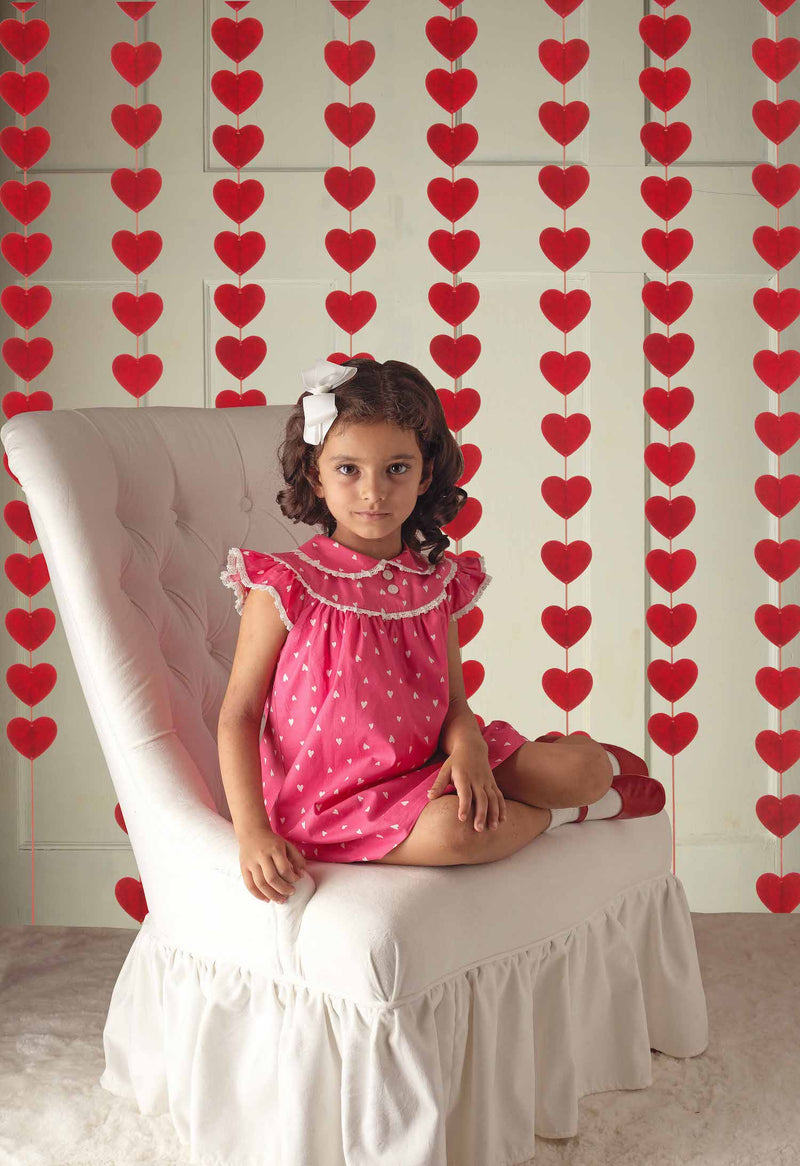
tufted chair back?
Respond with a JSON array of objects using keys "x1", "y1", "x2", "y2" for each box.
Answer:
[{"x1": 1, "y1": 405, "x2": 319, "y2": 919}]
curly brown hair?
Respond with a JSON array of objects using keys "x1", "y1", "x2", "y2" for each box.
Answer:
[{"x1": 275, "y1": 357, "x2": 468, "y2": 565}]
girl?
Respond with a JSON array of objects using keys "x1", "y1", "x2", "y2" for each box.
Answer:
[{"x1": 217, "y1": 357, "x2": 665, "y2": 906}]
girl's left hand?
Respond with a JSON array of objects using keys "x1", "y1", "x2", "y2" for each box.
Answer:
[{"x1": 427, "y1": 744, "x2": 506, "y2": 831}]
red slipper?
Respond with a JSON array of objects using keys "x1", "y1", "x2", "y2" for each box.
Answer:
[
  {"x1": 534, "y1": 730, "x2": 649, "y2": 778},
  {"x1": 608, "y1": 773, "x2": 666, "y2": 820}
]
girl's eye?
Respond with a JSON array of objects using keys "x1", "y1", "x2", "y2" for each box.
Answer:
[{"x1": 336, "y1": 463, "x2": 409, "y2": 476}]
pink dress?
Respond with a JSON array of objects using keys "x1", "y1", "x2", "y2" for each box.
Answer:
[{"x1": 220, "y1": 533, "x2": 529, "y2": 862}]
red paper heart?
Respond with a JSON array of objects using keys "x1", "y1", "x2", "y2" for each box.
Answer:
[
  {"x1": 324, "y1": 40, "x2": 375, "y2": 85},
  {"x1": 112, "y1": 353, "x2": 163, "y2": 398},
  {"x1": 216, "y1": 335, "x2": 266, "y2": 379},
  {"x1": 213, "y1": 178, "x2": 264, "y2": 223},
  {"x1": 544, "y1": 0, "x2": 583, "y2": 16},
  {"x1": 755, "y1": 728, "x2": 800, "y2": 771},
  {"x1": 541, "y1": 539, "x2": 591, "y2": 584},
  {"x1": 757, "y1": 793, "x2": 800, "y2": 837},
  {"x1": 214, "y1": 230, "x2": 264, "y2": 275},
  {"x1": 753, "y1": 225, "x2": 800, "y2": 270},
  {"x1": 0, "y1": 284, "x2": 51, "y2": 329},
  {"x1": 755, "y1": 411, "x2": 800, "y2": 456},
  {"x1": 215, "y1": 388, "x2": 267, "y2": 408},
  {"x1": 437, "y1": 386, "x2": 480, "y2": 430},
  {"x1": 211, "y1": 16, "x2": 263, "y2": 63},
  {"x1": 541, "y1": 604, "x2": 592, "y2": 650},
  {"x1": 325, "y1": 228, "x2": 376, "y2": 273},
  {"x1": 427, "y1": 176, "x2": 478, "y2": 221},
  {"x1": 754, "y1": 288, "x2": 800, "y2": 332},
  {"x1": 112, "y1": 291, "x2": 163, "y2": 336},
  {"x1": 542, "y1": 667, "x2": 593, "y2": 713},
  {"x1": 647, "y1": 602, "x2": 697, "y2": 648},
  {"x1": 0, "y1": 178, "x2": 50, "y2": 224},
  {"x1": 462, "y1": 658, "x2": 485, "y2": 700},
  {"x1": 641, "y1": 122, "x2": 692, "y2": 166},
  {"x1": 753, "y1": 348, "x2": 800, "y2": 392},
  {"x1": 539, "y1": 39, "x2": 589, "y2": 85},
  {"x1": 756, "y1": 872, "x2": 800, "y2": 914},
  {"x1": 430, "y1": 334, "x2": 480, "y2": 378},
  {"x1": 0, "y1": 16, "x2": 49, "y2": 64},
  {"x1": 330, "y1": 1, "x2": 370, "y2": 16},
  {"x1": 110, "y1": 167, "x2": 161, "y2": 213},
  {"x1": 541, "y1": 475, "x2": 591, "y2": 520},
  {"x1": 752, "y1": 37, "x2": 800, "y2": 83},
  {"x1": 114, "y1": 803, "x2": 128, "y2": 834},
  {"x1": 540, "y1": 289, "x2": 590, "y2": 333},
  {"x1": 117, "y1": 3, "x2": 157, "y2": 20},
  {"x1": 639, "y1": 66, "x2": 690, "y2": 112},
  {"x1": 457, "y1": 443, "x2": 481, "y2": 487},
  {"x1": 5, "y1": 499, "x2": 36, "y2": 543},
  {"x1": 756, "y1": 665, "x2": 800, "y2": 710},
  {"x1": 643, "y1": 280, "x2": 692, "y2": 325},
  {"x1": 111, "y1": 229, "x2": 162, "y2": 276},
  {"x1": 115, "y1": 876, "x2": 149, "y2": 924},
  {"x1": 539, "y1": 100, "x2": 589, "y2": 147},
  {"x1": 111, "y1": 104, "x2": 162, "y2": 149},
  {"x1": 0, "y1": 125, "x2": 50, "y2": 169},
  {"x1": 427, "y1": 122, "x2": 478, "y2": 167},
  {"x1": 7, "y1": 606, "x2": 55, "y2": 651},
  {"x1": 759, "y1": 0, "x2": 795, "y2": 14},
  {"x1": 324, "y1": 166, "x2": 375, "y2": 211},
  {"x1": 443, "y1": 496, "x2": 482, "y2": 541},
  {"x1": 0, "y1": 70, "x2": 48, "y2": 117},
  {"x1": 2, "y1": 336, "x2": 52, "y2": 379},
  {"x1": 752, "y1": 163, "x2": 800, "y2": 208},
  {"x1": 756, "y1": 603, "x2": 800, "y2": 648},
  {"x1": 6, "y1": 661, "x2": 56, "y2": 705},
  {"x1": 325, "y1": 102, "x2": 375, "y2": 148},
  {"x1": 3, "y1": 391, "x2": 52, "y2": 424},
  {"x1": 538, "y1": 164, "x2": 589, "y2": 210},
  {"x1": 425, "y1": 15, "x2": 477, "y2": 61},
  {"x1": 539, "y1": 227, "x2": 590, "y2": 272},
  {"x1": 647, "y1": 658, "x2": 697, "y2": 702},
  {"x1": 752, "y1": 99, "x2": 800, "y2": 145},
  {"x1": 110, "y1": 41, "x2": 162, "y2": 86},
  {"x1": 540, "y1": 350, "x2": 590, "y2": 394},
  {"x1": 755, "y1": 538, "x2": 800, "y2": 583},
  {"x1": 429, "y1": 228, "x2": 479, "y2": 273},
  {"x1": 7, "y1": 714, "x2": 56, "y2": 759},
  {"x1": 455, "y1": 604, "x2": 483, "y2": 647},
  {"x1": 429, "y1": 282, "x2": 479, "y2": 327},
  {"x1": 326, "y1": 290, "x2": 376, "y2": 335},
  {"x1": 212, "y1": 124, "x2": 264, "y2": 168},
  {"x1": 211, "y1": 69, "x2": 263, "y2": 115},
  {"x1": 643, "y1": 385, "x2": 694, "y2": 430},
  {"x1": 214, "y1": 284, "x2": 265, "y2": 329},
  {"x1": 645, "y1": 494, "x2": 695, "y2": 539},
  {"x1": 644, "y1": 332, "x2": 694, "y2": 376},
  {"x1": 426, "y1": 67, "x2": 477, "y2": 114},
  {"x1": 541, "y1": 412, "x2": 590, "y2": 456},
  {"x1": 645, "y1": 547, "x2": 696, "y2": 591},
  {"x1": 1, "y1": 232, "x2": 51, "y2": 277},
  {"x1": 645, "y1": 441, "x2": 695, "y2": 486},
  {"x1": 640, "y1": 176, "x2": 692, "y2": 220},
  {"x1": 639, "y1": 14, "x2": 691, "y2": 60},
  {"x1": 648, "y1": 710, "x2": 697, "y2": 756},
  {"x1": 4, "y1": 550, "x2": 48, "y2": 597}
]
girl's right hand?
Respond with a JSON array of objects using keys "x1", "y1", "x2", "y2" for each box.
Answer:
[{"x1": 238, "y1": 825, "x2": 308, "y2": 905}]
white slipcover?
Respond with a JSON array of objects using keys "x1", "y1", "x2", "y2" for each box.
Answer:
[{"x1": 1, "y1": 405, "x2": 709, "y2": 1166}]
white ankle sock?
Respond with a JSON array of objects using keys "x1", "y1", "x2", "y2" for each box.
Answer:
[{"x1": 545, "y1": 747, "x2": 623, "y2": 831}]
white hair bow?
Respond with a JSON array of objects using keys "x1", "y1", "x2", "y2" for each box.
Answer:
[{"x1": 301, "y1": 358, "x2": 359, "y2": 445}]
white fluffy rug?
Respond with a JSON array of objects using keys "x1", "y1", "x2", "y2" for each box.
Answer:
[{"x1": 0, "y1": 913, "x2": 798, "y2": 1166}]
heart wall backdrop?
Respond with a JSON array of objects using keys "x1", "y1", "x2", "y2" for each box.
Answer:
[{"x1": 0, "y1": 0, "x2": 799, "y2": 927}]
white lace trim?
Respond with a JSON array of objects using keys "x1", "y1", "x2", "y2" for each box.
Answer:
[
  {"x1": 220, "y1": 548, "x2": 295, "y2": 631},
  {"x1": 286, "y1": 541, "x2": 438, "y2": 579},
  {"x1": 449, "y1": 553, "x2": 491, "y2": 623}
]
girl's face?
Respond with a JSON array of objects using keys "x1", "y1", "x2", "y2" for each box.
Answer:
[{"x1": 312, "y1": 420, "x2": 432, "y2": 558}]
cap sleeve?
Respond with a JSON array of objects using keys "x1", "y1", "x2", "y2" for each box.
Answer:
[
  {"x1": 220, "y1": 547, "x2": 304, "y2": 630},
  {"x1": 446, "y1": 551, "x2": 491, "y2": 622}
]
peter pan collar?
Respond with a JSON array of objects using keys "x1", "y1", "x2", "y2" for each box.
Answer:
[{"x1": 293, "y1": 533, "x2": 437, "y2": 577}]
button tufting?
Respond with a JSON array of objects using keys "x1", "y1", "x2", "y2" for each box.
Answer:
[
  {"x1": 387, "y1": 583, "x2": 399, "y2": 594},
  {"x1": 382, "y1": 569, "x2": 394, "y2": 580},
  {"x1": 240, "y1": 497, "x2": 253, "y2": 512}
]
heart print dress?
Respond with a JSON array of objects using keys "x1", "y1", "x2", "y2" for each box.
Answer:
[{"x1": 220, "y1": 533, "x2": 529, "y2": 862}]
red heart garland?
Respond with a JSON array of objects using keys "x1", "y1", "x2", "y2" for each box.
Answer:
[
  {"x1": 111, "y1": 104, "x2": 162, "y2": 150},
  {"x1": 457, "y1": 443, "x2": 481, "y2": 487},
  {"x1": 538, "y1": 39, "x2": 589, "y2": 85},
  {"x1": 541, "y1": 605, "x2": 592, "y2": 651},
  {"x1": 542, "y1": 668, "x2": 593, "y2": 713},
  {"x1": 112, "y1": 353, "x2": 163, "y2": 398},
  {"x1": 647, "y1": 658, "x2": 697, "y2": 702},
  {"x1": 645, "y1": 441, "x2": 695, "y2": 487},
  {"x1": 645, "y1": 547, "x2": 696, "y2": 591},
  {"x1": 7, "y1": 607, "x2": 55, "y2": 651},
  {"x1": 0, "y1": 71, "x2": 48, "y2": 117},
  {"x1": 425, "y1": 15, "x2": 477, "y2": 61},
  {"x1": 643, "y1": 385, "x2": 694, "y2": 430},
  {"x1": 541, "y1": 539, "x2": 591, "y2": 584},
  {"x1": 324, "y1": 166, "x2": 375, "y2": 211},
  {"x1": 755, "y1": 729, "x2": 800, "y2": 771},
  {"x1": 642, "y1": 227, "x2": 693, "y2": 271},
  {"x1": 540, "y1": 289, "x2": 591, "y2": 333},
  {"x1": 753, "y1": 225, "x2": 800, "y2": 270},
  {"x1": 211, "y1": 17, "x2": 263, "y2": 63},
  {"x1": 6, "y1": 661, "x2": 56, "y2": 705},
  {"x1": 752, "y1": 163, "x2": 800, "y2": 208},
  {"x1": 752, "y1": 37, "x2": 800, "y2": 83},
  {"x1": 324, "y1": 103, "x2": 375, "y2": 148},
  {"x1": 214, "y1": 231, "x2": 265, "y2": 275},
  {"x1": 112, "y1": 291, "x2": 163, "y2": 336},
  {"x1": 462, "y1": 659, "x2": 485, "y2": 701},
  {"x1": 7, "y1": 714, "x2": 57, "y2": 759},
  {"x1": 756, "y1": 604, "x2": 800, "y2": 648},
  {"x1": 112, "y1": 230, "x2": 162, "y2": 275},
  {"x1": 4, "y1": 551, "x2": 48, "y2": 597},
  {"x1": 2, "y1": 336, "x2": 52, "y2": 379},
  {"x1": 117, "y1": 3, "x2": 157, "y2": 20},
  {"x1": 640, "y1": 176, "x2": 692, "y2": 220},
  {"x1": 437, "y1": 386, "x2": 480, "y2": 430},
  {"x1": 114, "y1": 803, "x2": 128, "y2": 834},
  {"x1": 3, "y1": 390, "x2": 52, "y2": 419},
  {"x1": 324, "y1": 40, "x2": 375, "y2": 86},
  {"x1": 639, "y1": 66, "x2": 690, "y2": 112},
  {"x1": 758, "y1": 0, "x2": 796, "y2": 14},
  {"x1": 5, "y1": 499, "x2": 36, "y2": 543},
  {"x1": 647, "y1": 603, "x2": 697, "y2": 648},
  {"x1": 644, "y1": 332, "x2": 694, "y2": 376},
  {"x1": 429, "y1": 228, "x2": 479, "y2": 273},
  {"x1": 0, "y1": 125, "x2": 50, "y2": 169},
  {"x1": 0, "y1": 16, "x2": 49, "y2": 64},
  {"x1": 756, "y1": 474, "x2": 800, "y2": 518},
  {"x1": 755, "y1": 539, "x2": 800, "y2": 583},
  {"x1": 645, "y1": 495, "x2": 695, "y2": 540},
  {"x1": 639, "y1": 14, "x2": 691, "y2": 60},
  {"x1": 215, "y1": 388, "x2": 267, "y2": 408},
  {"x1": 648, "y1": 711, "x2": 698, "y2": 756},
  {"x1": 539, "y1": 100, "x2": 589, "y2": 147},
  {"x1": 1, "y1": 232, "x2": 51, "y2": 277},
  {"x1": 115, "y1": 876, "x2": 149, "y2": 924},
  {"x1": 0, "y1": 178, "x2": 50, "y2": 224},
  {"x1": 643, "y1": 280, "x2": 693, "y2": 325},
  {"x1": 330, "y1": 1, "x2": 370, "y2": 17},
  {"x1": 541, "y1": 475, "x2": 591, "y2": 520},
  {"x1": 427, "y1": 123, "x2": 478, "y2": 167},
  {"x1": 430, "y1": 334, "x2": 480, "y2": 378},
  {"x1": 326, "y1": 290, "x2": 376, "y2": 335},
  {"x1": 211, "y1": 70, "x2": 263, "y2": 115},
  {"x1": 640, "y1": 122, "x2": 692, "y2": 165},
  {"x1": 110, "y1": 168, "x2": 161, "y2": 213},
  {"x1": 212, "y1": 124, "x2": 264, "y2": 168},
  {"x1": 755, "y1": 411, "x2": 800, "y2": 456},
  {"x1": 0, "y1": 284, "x2": 51, "y2": 329},
  {"x1": 213, "y1": 178, "x2": 264, "y2": 223},
  {"x1": 540, "y1": 350, "x2": 590, "y2": 394},
  {"x1": 427, "y1": 176, "x2": 479, "y2": 221},
  {"x1": 429, "y1": 282, "x2": 480, "y2": 327},
  {"x1": 544, "y1": 0, "x2": 583, "y2": 16},
  {"x1": 756, "y1": 873, "x2": 800, "y2": 914},
  {"x1": 426, "y1": 68, "x2": 477, "y2": 115},
  {"x1": 214, "y1": 284, "x2": 265, "y2": 329},
  {"x1": 110, "y1": 42, "x2": 162, "y2": 86},
  {"x1": 539, "y1": 227, "x2": 590, "y2": 271},
  {"x1": 752, "y1": 99, "x2": 800, "y2": 145},
  {"x1": 753, "y1": 348, "x2": 800, "y2": 392},
  {"x1": 754, "y1": 288, "x2": 800, "y2": 331},
  {"x1": 538, "y1": 164, "x2": 589, "y2": 210},
  {"x1": 325, "y1": 228, "x2": 376, "y2": 273},
  {"x1": 541, "y1": 412, "x2": 590, "y2": 457},
  {"x1": 756, "y1": 666, "x2": 800, "y2": 710},
  {"x1": 455, "y1": 604, "x2": 483, "y2": 648},
  {"x1": 443, "y1": 496, "x2": 482, "y2": 541},
  {"x1": 216, "y1": 335, "x2": 266, "y2": 379}
]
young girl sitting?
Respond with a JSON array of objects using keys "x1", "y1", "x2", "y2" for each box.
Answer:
[{"x1": 218, "y1": 357, "x2": 665, "y2": 905}]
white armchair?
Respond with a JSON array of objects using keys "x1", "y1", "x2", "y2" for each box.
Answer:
[{"x1": 1, "y1": 404, "x2": 708, "y2": 1166}]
